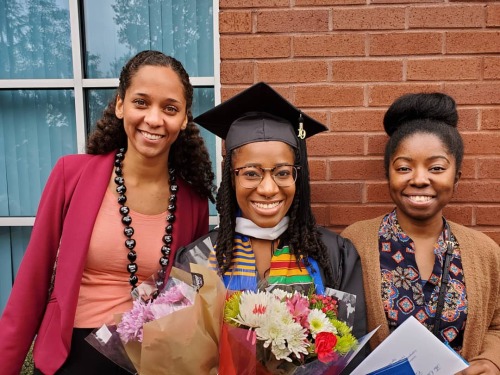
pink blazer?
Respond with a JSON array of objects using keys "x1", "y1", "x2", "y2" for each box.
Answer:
[{"x1": 0, "y1": 152, "x2": 209, "y2": 374}]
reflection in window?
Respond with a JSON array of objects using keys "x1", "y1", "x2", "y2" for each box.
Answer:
[
  {"x1": 0, "y1": 227, "x2": 32, "y2": 312},
  {"x1": 0, "y1": 0, "x2": 72, "y2": 79},
  {"x1": 83, "y1": 0, "x2": 214, "y2": 78},
  {"x1": 0, "y1": 90, "x2": 77, "y2": 216}
]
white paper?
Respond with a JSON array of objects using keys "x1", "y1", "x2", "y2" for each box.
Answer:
[
  {"x1": 351, "y1": 316, "x2": 469, "y2": 375},
  {"x1": 95, "y1": 324, "x2": 113, "y2": 344}
]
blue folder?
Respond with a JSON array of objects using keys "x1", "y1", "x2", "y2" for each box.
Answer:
[{"x1": 367, "y1": 358, "x2": 415, "y2": 375}]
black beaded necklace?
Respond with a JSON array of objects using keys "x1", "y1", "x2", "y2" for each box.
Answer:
[{"x1": 114, "y1": 148, "x2": 177, "y2": 291}]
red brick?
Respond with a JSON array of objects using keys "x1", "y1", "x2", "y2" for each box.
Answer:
[
  {"x1": 446, "y1": 31, "x2": 500, "y2": 54},
  {"x1": 442, "y1": 205, "x2": 473, "y2": 225},
  {"x1": 409, "y1": 5, "x2": 484, "y2": 28},
  {"x1": 309, "y1": 159, "x2": 328, "y2": 181},
  {"x1": 369, "y1": 32, "x2": 443, "y2": 56},
  {"x1": 484, "y1": 57, "x2": 500, "y2": 80},
  {"x1": 257, "y1": 60, "x2": 328, "y2": 83},
  {"x1": 452, "y1": 181, "x2": 500, "y2": 203},
  {"x1": 220, "y1": 0, "x2": 288, "y2": 7},
  {"x1": 481, "y1": 230, "x2": 500, "y2": 245},
  {"x1": 294, "y1": 34, "x2": 365, "y2": 57},
  {"x1": 407, "y1": 57, "x2": 481, "y2": 81},
  {"x1": 329, "y1": 158, "x2": 386, "y2": 180},
  {"x1": 445, "y1": 82, "x2": 500, "y2": 105},
  {"x1": 486, "y1": 4, "x2": 500, "y2": 27},
  {"x1": 311, "y1": 205, "x2": 330, "y2": 227},
  {"x1": 462, "y1": 133, "x2": 500, "y2": 155},
  {"x1": 220, "y1": 35, "x2": 291, "y2": 59},
  {"x1": 221, "y1": 84, "x2": 292, "y2": 102},
  {"x1": 311, "y1": 182, "x2": 363, "y2": 203},
  {"x1": 307, "y1": 134, "x2": 364, "y2": 156},
  {"x1": 332, "y1": 60, "x2": 403, "y2": 82},
  {"x1": 459, "y1": 158, "x2": 476, "y2": 179},
  {"x1": 482, "y1": 108, "x2": 500, "y2": 130},
  {"x1": 333, "y1": 7, "x2": 405, "y2": 30},
  {"x1": 372, "y1": 0, "x2": 440, "y2": 3},
  {"x1": 296, "y1": 0, "x2": 365, "y2": 5},
  {"x1": 220, "y1": 61, "x2": 255, "y2": 84},
  {"x1": 330, "y1": 205, "x2": 393, "y2": 226},
  {"x1": 295, "y1": 85, "x2": 364, "y2": 108},
  {"x1": 257, "y1": 10, "x2": 329, "y2": 32},
  {"x1": 331, "y1": 109, "x2": 386, "y2": 132},
  {"x1": 476, "y1": 206, "x2": 500, "y2": 226},
  {"x1": 306, "y1": 110, "x2": 329, "y2": 128},
  {"x1": 367, "y1": 134, "x2": 390, "y2": 155},
  {"x1": 219, "y1": 11, "x2": 252, "y2": 34},
  {"x1": 478, "y1": 158, "x2": 500, "y2": 179},
  {"x1": 366, "y1": 182, "x2": 391, "y2": 203},
  {"x1": 368, "y1": 83, "x2": 443, "y2": 106},
  {"x1": 457, "y1": 108, "x2": 479, "y2": 131}
]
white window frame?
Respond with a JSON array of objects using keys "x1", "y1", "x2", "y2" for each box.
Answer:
[{"x1": 0, "y1": 0, "x2": 221, "y2": 227}]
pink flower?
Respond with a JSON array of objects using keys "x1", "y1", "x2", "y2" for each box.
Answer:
[
  {"x1": 117, "y1": 299, "x2": 155, "y2": 343},
  {"x1": 286, "y1": 293, "x2": 310, "y2": 328},
  {"x1": 117, "y1": 282, "x2": 194, "y2": 343}
]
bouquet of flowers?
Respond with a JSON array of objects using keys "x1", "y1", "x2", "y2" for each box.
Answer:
[
  {"x1": 86, "y1": 264, "x2": 226, "y2": 375},
  {"x1": 219, "y1": 288, "x2": 361, "y2": 375}
]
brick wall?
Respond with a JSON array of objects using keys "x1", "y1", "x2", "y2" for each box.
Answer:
[{"x1": 218, "y1": 0, "x2": 500, "y2": 243}]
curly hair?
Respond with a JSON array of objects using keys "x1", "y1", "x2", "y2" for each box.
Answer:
[
  {"x1": 86, "y1": 50, "x2": 215, "y2": 201},
  {"x1": 215, "y1": 145, "x2": 334, "y2": 284},
  {"x1": 383, "y1": 92, "x2": 463, "y2": 179}
]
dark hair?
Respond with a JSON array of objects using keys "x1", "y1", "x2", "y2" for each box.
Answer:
[
  {"x1": 86, "y1": 50, "x2": 215, "y2": 201},
  {"x1": 214, "y1": 142, "x2": 334, "y2": 284},
  {"x1": 383, "y1": 92, "x2": 464, "y2": 178}
]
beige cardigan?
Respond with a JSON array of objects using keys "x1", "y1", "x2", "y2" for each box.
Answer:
[{"x1": 341, "y1": 216, "x2": 500, "y2": 368}]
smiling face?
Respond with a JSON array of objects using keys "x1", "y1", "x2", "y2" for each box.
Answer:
[
  {"x1": 115, "y1": 65, "x2": 188, "y2": 161},
  {"x1": 232, "y1": 141, "x2": 296, "y2": 228},
  {"x1": 388, "y1": 132, "x2": 461, "y2": 228}
]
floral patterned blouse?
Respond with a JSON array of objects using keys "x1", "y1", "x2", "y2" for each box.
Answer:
[{"x1": 378, "y1": 210, "x2": 468, "y2": 352}]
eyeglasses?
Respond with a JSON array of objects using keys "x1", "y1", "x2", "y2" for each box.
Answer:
[{"x1": 232, "y1": 164, "x2": 300, "y2": 189}]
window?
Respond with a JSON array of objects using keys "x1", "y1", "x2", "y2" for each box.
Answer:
[{"x1": 0, "y1": 0, "x2": 220, "y2": 312}]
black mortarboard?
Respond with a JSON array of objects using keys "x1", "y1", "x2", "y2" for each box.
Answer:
[{"x1": 194, "y1": 82, "x2": 328, "y2": 151}]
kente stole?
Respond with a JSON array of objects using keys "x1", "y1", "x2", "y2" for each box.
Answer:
[{"x1": 208, "y1": 233, "x2": 324, "y2": 294}]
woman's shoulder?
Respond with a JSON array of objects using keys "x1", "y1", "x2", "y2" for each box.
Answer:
[
  {"x1": 341, "y1": 216, "x2": 385, "y2": 239},
  {"x1": 177, "y1": 176, "x2": 208, "y2": 204},
  {"x1": 316, "y1": 226, "x2": 354, "y2": 250},
  {"x1": 57, "y1": 151, "x2": 113, "y2": 167}
]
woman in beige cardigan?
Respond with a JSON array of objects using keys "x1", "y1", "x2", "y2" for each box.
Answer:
[{"x1": 342, "y1": 93, "x2": 499, "y2": 375}]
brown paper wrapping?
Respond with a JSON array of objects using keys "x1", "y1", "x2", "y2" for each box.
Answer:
[{"x1": 115, "y1": 265, "x2": 226, "y2": 375}]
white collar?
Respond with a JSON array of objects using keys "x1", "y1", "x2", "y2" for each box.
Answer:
[{"x1": 235, "y1": 216, "x2": 289, "y2": 240}]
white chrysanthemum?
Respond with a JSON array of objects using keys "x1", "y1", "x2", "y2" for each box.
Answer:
[
  {"x1": 307, "y1": 309, "x2": 336, "y2": 338},
  {"x1": 256, "y1": 319, "x2": 290, "y2": 361},
  {"x1": 283, "y1": 323, "x2": 309, "y2": 359},
  {"x1": 234, "y1": 291, "x2": 274, "y2": 328}
]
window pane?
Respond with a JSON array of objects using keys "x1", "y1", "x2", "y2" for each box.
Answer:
[
  {"x1": 0, "y1": 226, "x2": 32, "y2": 313},
  {"x1": 86, "y1": 87, "x2": 217, "y2": 215},
  {"x1": 0, "y1": 0, "x2": 73, "y2": 79},
  {"x1": 83, "y1": 0, "x2": 214, "y2": 78},
  {"x1": 0, "y1": 89, "x2": 77, "y2": 216}
]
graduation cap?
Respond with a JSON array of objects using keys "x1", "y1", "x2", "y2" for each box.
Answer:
[{"x1": 194, "y1": 82, "x2": 328, "y2": 152}]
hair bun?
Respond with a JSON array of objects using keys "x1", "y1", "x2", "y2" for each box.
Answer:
[{"x1": 383, "y1": 92, "x2": 458, "y2": 136}]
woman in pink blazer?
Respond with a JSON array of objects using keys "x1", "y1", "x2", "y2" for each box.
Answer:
[{"x1": 0, "y1": 51, "x2": 215, "y2": 374}]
